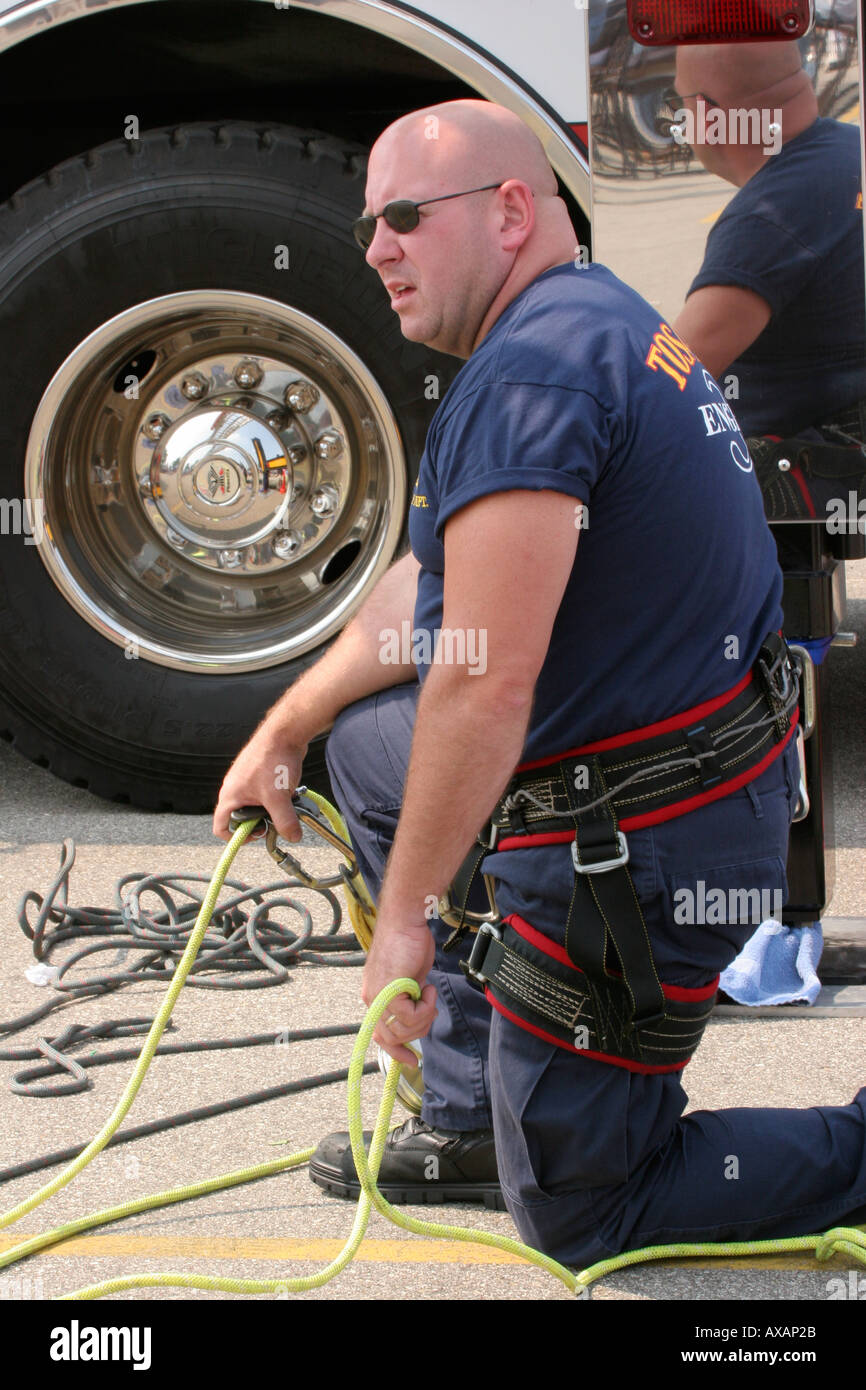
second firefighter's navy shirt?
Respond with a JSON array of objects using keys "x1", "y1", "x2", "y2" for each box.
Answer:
[{"x1": 687, "y1": 117, "x2": 866, "y2": 436}]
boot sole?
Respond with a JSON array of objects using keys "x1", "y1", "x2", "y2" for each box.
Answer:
[{"x1": 310, "y1": 1164, "x2": 507, "y2": 1211}]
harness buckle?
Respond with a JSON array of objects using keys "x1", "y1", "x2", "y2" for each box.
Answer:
[
  {"x1": 571, "y1": 830, "x2": 629, "y2": 875},
  {"x1": 461, "y1": 920, "x2": 503, "y2": 986}
]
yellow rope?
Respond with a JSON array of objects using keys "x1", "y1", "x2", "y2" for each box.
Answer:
[
  {"x1": 0, "y1": 808, "x2": 862, "y2": 1300},
  {"x1": 302, "y1": 788, "x2": 376, "y2": 950},
  {"x1": 0, "y1": 822, "x2": 256, "y2": 1233}
]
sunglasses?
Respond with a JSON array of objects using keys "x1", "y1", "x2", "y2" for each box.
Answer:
[
  {"x1": 352, "y1": 183, "x2": 505, "y2": 251},
  {"x1": 659, "y1": 87, "x2": 722, "y2": 127}
]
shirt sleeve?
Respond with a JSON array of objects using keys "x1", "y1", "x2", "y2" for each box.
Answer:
[
  {"x1": 688, "y1": 211, "x2": 821, "y2": 316},
  {"x1": 431, "y1": 380, "x2": 614, "y2": 539}
]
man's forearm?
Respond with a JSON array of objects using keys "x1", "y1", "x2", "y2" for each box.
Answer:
[
  {"x1": 377, "y1": 667, "x2": 532, "y2": 923},
  {"x1": 257, "y1": 551, "x2": 420, "y2": 746}
]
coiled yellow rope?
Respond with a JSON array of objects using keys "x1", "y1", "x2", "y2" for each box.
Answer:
[{"x1": 0, "y1": 812, "x2": 862, "y2": 1299}]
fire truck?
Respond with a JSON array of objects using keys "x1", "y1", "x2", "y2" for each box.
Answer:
[{"x1": 0, "y1": 0, "x2": 862, "y2": 937}]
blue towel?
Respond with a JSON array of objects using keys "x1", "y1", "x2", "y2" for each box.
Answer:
[{"x1": 719, "y1": 920, "x2": 823, "y2": 1006}]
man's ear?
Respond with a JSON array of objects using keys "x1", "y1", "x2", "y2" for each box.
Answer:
[{"x1": 498, "y1": 179, "x2": 535, "y2": 251}]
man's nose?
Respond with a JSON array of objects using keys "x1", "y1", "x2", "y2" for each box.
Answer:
[{"x1": 365, "y1": 216, "x2": 403, "y2": 268}]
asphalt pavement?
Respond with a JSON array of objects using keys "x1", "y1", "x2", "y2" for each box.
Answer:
[{"x1": 0, "y1": 565, "x2": 862, "y2": 1311}]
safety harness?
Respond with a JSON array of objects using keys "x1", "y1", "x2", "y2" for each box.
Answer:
[{"x1": 448, "y1": 632, "x2": 801, "y2": 1073}]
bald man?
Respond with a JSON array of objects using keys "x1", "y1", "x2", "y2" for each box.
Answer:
[
  {"x1": 672, "y1": 42, "x2": 866, "y2": 439},
  {"x1": 213, "y1": 100, "x2": 866, "y2": 1268}
]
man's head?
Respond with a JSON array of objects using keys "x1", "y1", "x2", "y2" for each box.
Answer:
[
  {"x1": 673, "y1": 41, "x2": 818, "y2": 185},
  {"x1": 359, "y1": 99, "x2": 576, "y2": 357}
]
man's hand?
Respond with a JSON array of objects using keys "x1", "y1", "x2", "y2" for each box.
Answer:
[
  {"x1": 361, "y1": 916, "x2": 437, "y2": 1066},
  {"x1": 212, "y1": 727, "x2": 308, "y2": 842}
]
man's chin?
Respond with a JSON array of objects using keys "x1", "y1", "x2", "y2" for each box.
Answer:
[
  {"x1": 396, "y1": 315, "x2": 437, "y2": 348},
  {"x1": 393, "y1": 310, "x2": 460, "y2": 356},
  {"x1": 397, "y1": 319, "x2": 427, "y2": 341}
]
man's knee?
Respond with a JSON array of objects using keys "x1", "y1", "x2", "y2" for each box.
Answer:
[
  {"x1": 325, "y1": 683, "x2": 418, "y2": 793},
  {"x1": 324, "y1": 694, "x2": 379, "y2": 789}
]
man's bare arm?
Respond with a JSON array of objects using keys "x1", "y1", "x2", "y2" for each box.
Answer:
[
  {"x1": 362, "y1": 489, "x2": 580, "y2": 1061},
  {"x1": 212, "y1": 549, "x2": 420, "y2": 839},
  {"x1": 673, "y1": 284, "x2": 772, "y2": 380}
]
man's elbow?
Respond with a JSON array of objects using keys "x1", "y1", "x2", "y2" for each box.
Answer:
[{"x1": 425, "y1": 658, "x2": 537, "y2": 717}]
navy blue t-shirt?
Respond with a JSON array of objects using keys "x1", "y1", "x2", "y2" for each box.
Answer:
[
  {"x1": 688, "y1": 118, "x2": 866, "y2": 437},
  {"x1": 409, "y1": 260, "x2": 782, "y2": 763},
  {"x1": 408, "y1": 260, "x2": 784, "y2": 942}
]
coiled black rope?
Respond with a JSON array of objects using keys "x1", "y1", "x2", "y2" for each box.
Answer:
[
  {"x1": 0, "y1": 840, "x2": 377, "y2": 1182},
  {"x1": 6, "y1": 838, "x2": 365, "y2": 1041}
]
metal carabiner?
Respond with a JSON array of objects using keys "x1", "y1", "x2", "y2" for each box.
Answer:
[
  {"x1": 291, "y1": 789, "x2": 357, "y2": 859},
  {"x1": 227, "y1": 805, "x2": 269, "y2": 836},
  {"x1": 229, "y1": 793, "x2": 360, "y2": 890}
]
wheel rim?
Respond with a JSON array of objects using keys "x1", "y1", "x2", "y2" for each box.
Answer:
[{"x1": 25, "y1": 291, "x2": 407, "y2": 672}]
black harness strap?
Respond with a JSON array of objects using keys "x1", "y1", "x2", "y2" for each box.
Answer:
[
  {"x1": 457, "y1": 633, "x2": 801, "y2": 1070},
  {"x1": 563, "y1": 759, "x2": 666, "y2": 1029},
  {"x1": 463, "y1": 918, "x2": 717, "y2": 1070}
]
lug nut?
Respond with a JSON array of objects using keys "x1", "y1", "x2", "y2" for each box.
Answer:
[
  {"x1": 234, "y1": 359, "x2": 263, "y2": 389},
  {"x1": 314, "y1": 430, "x2": 344, "y2": 461},
  {"x1": 288, "y1": 445, "x2": 306, "y2": 466},
  {"x1": 219, "y1": 549, "x2": 244, "y2": 568},
  {"x1": 143, "y1": 413, "x2": 171, "y2": 441},
  {"x1": 285, "y1": 380, "x2": 320, "y2": 413},
  {"x1": 311, "y1": 485, "x2": 339, "y2": 516},
  {"x1": 273, "y1": 531, "x2": 302, "y2": 559},
  {"x1": 180, "y1": 371, "x2": 209, "y2": 400},
  {"x1": 266, "y1": 409, "x2": 288, "y2": 431}
]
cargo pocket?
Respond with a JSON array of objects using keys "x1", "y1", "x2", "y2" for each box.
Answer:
[{"x1": 666, "y1": 854, "x2": 788, "y2": 963}]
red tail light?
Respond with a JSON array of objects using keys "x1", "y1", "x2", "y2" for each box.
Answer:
[{"x1": 628, "y1": 0, "x2": 813, "y2": 45}]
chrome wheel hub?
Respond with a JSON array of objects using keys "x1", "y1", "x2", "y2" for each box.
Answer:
[
  {"x1": 138, "y1": 359, "x2": 351, "y2": 575},
  {"x1": 151, "y1": 400, "x2": 295, "y2": 560},
  {"x1": 25, "y1": 291, "x2": 407, "y2": 672}
]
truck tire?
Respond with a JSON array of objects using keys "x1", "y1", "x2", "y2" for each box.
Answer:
[{"x1": 0, "y1": 123, "x2": 446, "y2": 810}]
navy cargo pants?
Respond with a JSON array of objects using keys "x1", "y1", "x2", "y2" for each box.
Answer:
[{"x1": 325, "y1": 680, "x2": 866, "y2": 1267}]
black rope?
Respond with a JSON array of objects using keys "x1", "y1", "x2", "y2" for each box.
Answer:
[
  {"x1": 5, "y1": 839, "x2": 365, "y2": 1040},
  {"x1": 0, "y1": 840, "x2": 380, "y2": 1184},
  {"x1": 1, "y1": 1022, "x2": 361, "y2": 1097},
  {"x1": 0, "y1": 1059, "x2": 378, "y2": 1185}
]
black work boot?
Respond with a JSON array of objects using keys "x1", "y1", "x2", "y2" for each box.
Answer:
[{"x1": 309, "y1": 1115, "x2": 505, "y2": 1209}]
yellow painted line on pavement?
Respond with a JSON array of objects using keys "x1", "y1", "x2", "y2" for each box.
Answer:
[
  {"x1": 700, "y1": 206, "x2": 725, "y2": 224},
  {"x1": 0, "y1": 1234, "x2": 522, "y2": 1265},
  {"x1": 0, "y1": 1232, "x2": 855, "y2": 1270}
]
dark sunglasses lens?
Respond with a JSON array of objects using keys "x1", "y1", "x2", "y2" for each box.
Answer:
[
  {"x1": 352, "y1": 216, "x2": 376, "y2": 251},
  {"x1": 383, "y1": 201, "x2": 420, "y2": 234}
]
